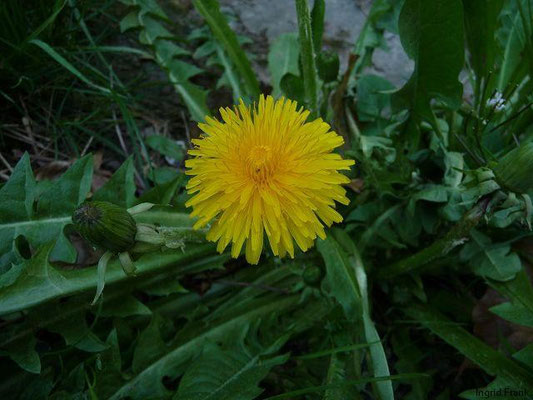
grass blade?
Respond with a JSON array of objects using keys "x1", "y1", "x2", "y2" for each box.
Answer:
[
  {"x1": 404, "y1": 303, "x2": 533, "y2": 392},
  {"x1": 30, "y1": 39, "x2": 110, "y2": 94}
]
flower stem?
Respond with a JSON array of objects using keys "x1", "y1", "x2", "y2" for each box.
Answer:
[{"x1": 295, "y1": 0, "x2": 318, "y2": 115}]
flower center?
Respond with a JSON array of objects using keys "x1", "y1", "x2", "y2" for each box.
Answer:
[{"x1": 246, "y1": 145, "x2": 274, "y2": 183}]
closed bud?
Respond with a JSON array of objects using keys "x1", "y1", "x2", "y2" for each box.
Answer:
[
  {"x1": 493, "y1": 143, "x2": 533, "y2": 194},
  {"x1": 72, "y1": 201, "x2": 137, "y2": 253}
]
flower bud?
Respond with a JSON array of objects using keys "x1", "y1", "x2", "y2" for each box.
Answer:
[
  {"x1": 493, "y1": 143, "x2": 533, "y2": 194},
  {"x1": 72, "y1": 201, "x2": 137, "y2": 253}
]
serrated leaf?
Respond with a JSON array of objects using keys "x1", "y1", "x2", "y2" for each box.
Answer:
[
  {"x1": 444, "y1": 151, "x2": 464, "y2": 188},
  {"x1": 174, "y1": 324, "x2": 289, "y2": 400},
  {"x1": 145, "y1": 135, "x2": 185, "y2": 162},
  {"x1": 120, "y1": 11, "x2": 140, "y2": 32},
  {"x1": 37, "y1": 155, "x2": 93, "y2": 261},
  {"x1": 0, "y1": 153, "x2": 35, "y2": 224},
  {"x1": 48, "y1": 310, "x2": 108, "y2": 352},
  {"x1": 8, "y1": 335, "x2": 40, "y2": 374},
  {"x1": 140, "y1": 16, "x2": 173, "y2": 43},
  {"x1": 154, "y1": 39, "x2": 190, "y2": 62},
  {"x1": 268, "y1": 33, "x2": 300, "y2": 97},
  {"x1": 100, "y1": 295, "x2": 152, "y2": 317},
  {"x1": 0, "y1": 241, "x2": 215, "y2": 316},
  {"x1": 135, "y1": 0, "x2": 167, "y2": 19},
  {"x1": 0, "y1": 155, "x2": 37, "y2": 270},
  {"x1": 393, "y1": 0, "x2": 464, "y2": 122},
  {"x1": 172, "y1": 77, "x2": 209, "y2": 123},
  {"x1": 460, "y1": 230, "x2": 521, "y2": 281},
  {"x1": 213, "y1": 43, "x2": 245, "y2": 102},
  {"x1": 108, "y1": 296, "x2": 301, "y2": 400},
  {"x1": 192, "y1": 0, "x2": 260, "y2": 98},
  {"x1": 93, "y1": 156, "x2": 136, "y2": 207},
  {"x1": 167, "y1": 58, "x2": 203, "y2": 82},
  {"x1": 121, "y1": 1, "x2": 209, "y2": 121},
  {"x1": 356, "y1": 74, "x2": 394, "y2": 122},
  {"x1": 489, "y1": 267, "x2": 533, "y2": 320},
  {"x1": 193, "y1": 40, "x2": 216, "y2": 59},
  {"x1": 360, "y1": 136, "x2": 396, "y2": 163}
]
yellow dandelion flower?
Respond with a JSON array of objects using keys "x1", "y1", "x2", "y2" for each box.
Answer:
[{"x1": 185, "y1": 95, "x2": 354, "y2": 264}]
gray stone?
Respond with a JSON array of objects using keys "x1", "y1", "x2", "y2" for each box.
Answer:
[
  {"x1": 218, "y1": 0, "x2": 413, "y2": 87},
  {"x1": 368, "y1": 31, "x2": 414, "y2": 87}
]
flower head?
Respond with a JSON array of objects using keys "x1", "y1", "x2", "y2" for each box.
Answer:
[
  {"x1": 487, "y1": 91, "x2": 506, "y2": 112},
  {"x1": 185, "y1": 95, "x2": 354, "y2": 264}
]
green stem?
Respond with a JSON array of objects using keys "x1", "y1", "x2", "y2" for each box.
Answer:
[
  {"x1": 376, "y1": 195, "x2": 495, "y2": 279},
  {"x1": 310, "y1": 0, "x2": 325, "y2": 52},
  {"x1": 295, "y1": 0, "x2": 318, "y2": 114}
]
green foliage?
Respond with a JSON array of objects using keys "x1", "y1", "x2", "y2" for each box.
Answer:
[
  {"x1": 92, "y1": 156, "x2": 136, "y2": 207},
  {"x1": 3, "y1": 0, "x2": 533, "y2": 398},
  {"x1": 145, "y1": 135, "x2": 185, "y2": 164},
  {"x1": 192, "y1": 0, "x2": 260, "y2": 99},
  {"x1": 120, "y1": 0, "x2": 209, "y2": 121},
  {"x1": 356, "y1": 74, "x2": 394, "y2": 122},
  {"x1": 317, "y1": 235, "x2": 361, "y2": 317},
  {"x1": 460, "y1": 229, "x2": 522, "y2": 281},
  {"x1": 268, "y1": 33, "x2": 300, "y2": 98},
  {"x1": 295, "y1": 0, "x2": 319, "y2": 114},
  {"x1": 394, "y1": 0, "x2": 464, "y2": 147},
  {"x1": 316, "y1": 51, "x2": 340, "y2": 84},
  {"x1": 0, "y1": 154, "x2": 92, "y2": 268},
  {"x1": 404, "y1": 304, "x2": 533, "y2": 395},
  {"x1": 0, "y1": 0, "x2": 68, "y2": 86},
  {"x1": 175, "y1": 322, "x2": 289, "y2": 400},
  {"x1": 189, "y1": 24, "x2": 253, "y2": 102},
  {"x1": 463, "y1": 0, "x2": 504, "y2": 93}
]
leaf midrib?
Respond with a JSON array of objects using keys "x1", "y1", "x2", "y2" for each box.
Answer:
[
  {"x1": 0, "y1": 216, "x2": 71, "y2": 230},
  {"x1": 195, "y1": 354, "x2": 262, "y2": 400},
  {"x1": 110, "y1": 296, "x2": 298, "y2": 400}
]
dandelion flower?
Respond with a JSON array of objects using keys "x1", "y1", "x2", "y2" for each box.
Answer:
[{"x1": 185, "y1": 95, "x2": 354, "y2": 264}]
